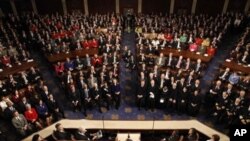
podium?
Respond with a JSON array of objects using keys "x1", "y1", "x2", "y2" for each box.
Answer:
[{"x1": 116, "y1": 133, "x2": 140, "y2": 141}]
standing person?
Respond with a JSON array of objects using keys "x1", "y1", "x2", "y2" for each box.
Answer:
[
  {"x1": 91, "y1": 83, "x2": 102, "y2": 113},
  {"x1": 188, "y1": 90, "x2": 201, "y2": 116},
  {"x1": 177, "y1": 87, "x2": 188, "y2": 114},
  {"x1": 47, "y1": 94, "x2": 65, "y2": 121},
  {"x1": 82, "y1": 84, "x2": 92, "y2": 116},
  {"x1": 12, "y1": 111, "x2": 33, "y2": 136},
  {"x1": 69, "y1": 85, "x2": 81, "y2": 112},
  {"x1": 111, "y1": 79, "x2": 121, "y2": 109},
  {"x1": 148, "y1": 80, "x2": 157, "y2": 112},
  {"x1": 101, "y1": 81, "x2": 112, "y2": 110},
  {"x1": 137, "y1": 80, "x2": 147, "y2": 110}
]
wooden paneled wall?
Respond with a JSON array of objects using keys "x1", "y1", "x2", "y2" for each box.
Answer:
[
  {"x1": 0, "y1": 0, "x2": 249, "y2": 15},
  {"x1": 88, "y1": 0, "x2": 115, "y2": 14},
  {"x1": 15, "y1": 0, "x2": 33, "y2": 14},
  {"x1": 0, "y1": 0, "x2": 13, "y2": 14},
  {"x1": 36, "y1": 0, "x2": 63, "y2": 15},
  {"x1": 120, "y1": 0, "x2": 138, "y2": 14},
  {"x1": 227, "y1": 0, "x2": 247, "y2": 12},
  {"x1": 196, "y1": 0, "x2": 225, "y2": 15},
  {"x1": 66, "y1": 0, "x2": 84, "y2": 13},
  {"x1": 174, "y1": 0, "x2": 193, "y2": 14},
  {"x1": 142, "y1": 0, "x2": 170, "y2": 14}
]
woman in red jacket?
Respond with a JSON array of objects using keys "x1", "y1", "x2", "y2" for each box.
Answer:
[{"x1": 24, "y1": 104, "x2": 43, "y2": 129}]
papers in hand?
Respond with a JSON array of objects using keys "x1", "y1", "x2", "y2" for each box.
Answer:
[
  {"x1": 225, "y1": 59, "x2": 231, "y2": 62},
  {"x1": 204, "y1": 54, "x2": 208, "y2": 56},
  {"x1": 27, "y1": 59, "x2": 34, "y2": 62}
]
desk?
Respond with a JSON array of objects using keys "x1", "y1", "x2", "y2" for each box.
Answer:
[
  {"x1": 0, "y1": 61, "x2": 37, "y2": 78},
  {"x1": 23, "y1": 119, "x2": 229, "y2": 141},
  {"x1": 160, "y1": 48, "x2": 212, "y2": 63},
  {"x1": 117, "y1": 133, "x2": 140, "y2": 141},
  {"x1": 223, "y1": 61, "x2": 250, "y2": 74},
  {"x1": 46, "y1": 48, "x2": 98, "y2": 63}
]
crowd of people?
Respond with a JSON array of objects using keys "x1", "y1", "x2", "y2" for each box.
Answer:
[
  {"x1": 23, "y1": 12, "x2": 123, "y2": 116},
  {"x1": 228, "y1": 27, "x2": 250, "y2": 65},
  {"x1": 0, "y1": 10, "x2": 249, "y2": 140},
  {"x1": 0, "y1": 14, "x2": 66, "y2": 138},
  {"x1": 205, "y1": 28, "x2": 250, "y2": 127},
  {"x1": 134, "y1": 13, "x2": 245, "y2": 55}
]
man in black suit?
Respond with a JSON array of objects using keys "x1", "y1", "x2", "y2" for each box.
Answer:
[
  {"x1": 91, "y1": 83, "x2": 102, "y2": 113},
  {"x1": 73, "y1": 127, "x2": 90, "y2": 140},
  {"x1": 137, "y1": 80, "x2": 147, "y2": 110},
  {"x1": 218, "y1": 68, "x2": 231, "y2": 81},
  {"x1": 69, "y1": 85, "x2": 81, "y2": 112},
  {"x1": 52, "y1": 123, "x2": 71, "y2": 140},
  {"x1": 147, "y1": 80, "x2": 157, "y2": 112},
  {"x1": 188, "y1": 90, "x2": 201, "y2": 116},
  {"x1": 47, "y1": 94, "x2": 65, "y2": 121}
]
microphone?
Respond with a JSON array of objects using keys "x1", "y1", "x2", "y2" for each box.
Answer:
[
  {"x1": 152, "y1": 116, "x2": 155, "y2": 130},
  {"x1": 102, "y1": 115, "x2": 104, "y2": 129}
]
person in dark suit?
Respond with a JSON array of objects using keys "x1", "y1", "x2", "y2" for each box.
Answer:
[
  {"x1": 74, "y1": 55, "x2": 84, "y2": 70},
  {"x1": 218, "y1": 68, "x2": 231, "y2": 81},
  {"x1": 52, "y1": 123, "x2": 72, "y2": 140},
  {"x1": 166, "y1": 53, "x2": 175, "y2": 68},
  {"x1": 138, "y1": 53, "x2": 147, "y2": 65},
  {"x1": 137, "y1": 80, "x2": 147, "y2": 110},
  {"x1": 211, "y1": 91, "x2": 230, "y2": 123},
  {"x1": 205, "y1": 80, "x2": 223, "y2": 110},
  {"x1": 168, "y1": 83, "x2": 178, "y2": 112},
  {"x1": 47, "y1": 94, "x2": 65, "y2": 121},
  {"x1": 111, "y1": 79, "x2": 121, "y2": 109},
  {"x1": 188, "y1": 90, "x2": 201, "y2": 116},
  {"x1": 73, "y1": 127, "x2": 90, "y2": 140},
  {"x1": 147, "y1": 79, "x2": 157, "y2": 112},
  {"x1": 177, "y1": 87, "x2": 188, "y2": 114},
  {"x1": 155, "y1": 53, "x2": 166, "y2": 67},
  {"x1": 12, "y1": 111, "x2": 33, "y2": 136},
  {"x1": 4, "y1": 101, "x2": 17, "y2": 120},
  {"x1": 82, "y1": 84, "x2": 92, "y2": 116},
  {"x1": 69, "y1": 85, "x2": 81, "y2": 112},
  {"x1": 101, "y1": 81, "x2": 112, "y2": 110},
  {"x1": 91, "y1": 83, "x2": 102, "y2": 113},
  {"x1": 191, "y1": 59, "x2": 203, "y2": 74}
]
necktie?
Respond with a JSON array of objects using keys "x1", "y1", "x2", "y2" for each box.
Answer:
[
  {"x1": 176, "y1": 59, "x2": 181, "y2": 68},
  {"x1": 196, "y1": 64, "x2": 200, "y2": 72},
  {"x1": 168, "y1": 58, "x2": 172, "y2": 66}
]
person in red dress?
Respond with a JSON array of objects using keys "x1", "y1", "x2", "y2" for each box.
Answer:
[
  {"x1": 207, "y1": 46, "x2": 216, "y2": 56},
  {"x1": 91, "y1": 38, "x2": 99, "y2": 48},
  {"x1": 24, "y1": 104, "x2": 43, "y2": 129},
  {"x1": 92, "y1": 54, "x2": 102, "y2": 67},
  {"x1": 1, "y1": 55, "x2": 12, "y2": 67},
  {"x1": 54, "y1": 62, "x2": 65, "y2": 76}
]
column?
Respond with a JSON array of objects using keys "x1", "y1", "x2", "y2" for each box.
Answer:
[
  {"x1": 170, "y1": 0, "x2": 175, "y2": 14},
  {"x1": 0, "y1": 8, "x2": 4, "y2": 17},
  {"x1": 84, "y1": 0, "x2": 89, "y2": 15},
  {"x1": 30, "y1": 0, "x2": 38, "y2": 14},
  {"x1": 10, "y1": 0, "x2": 18, "y2": 16},
  {"x1": 222, "y1": 0, "x2": 229, "y2": 14},
  {"x1": 245, "y1": 0, "x2": 250, "y2": 13},
  {"x1": 61, "y1": 0, "x2": 67, "y2": 15},
  {"x1": 138, "y1": 0, "x2": 142, "y2": 13},
  {"x1": 116, "y1": 0, "x2": 120, "y2": 14},
  {"x1": 191, "y1": 0, "x2": 197, "y2": 14}
]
